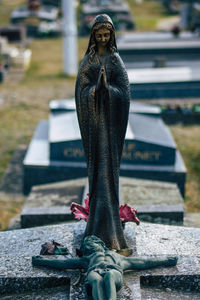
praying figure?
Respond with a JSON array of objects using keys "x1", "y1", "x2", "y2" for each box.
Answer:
[
  {"x1": 32, "y1": 236, "x2": 178, "y2": 300},
  {"x1": 75, "y1": 14, "x2": 130, "y2": 251}
]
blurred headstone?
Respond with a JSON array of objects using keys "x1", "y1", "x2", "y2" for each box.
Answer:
[{"x1": 23, "y1": 101, "x2": 186, "y2": 196}]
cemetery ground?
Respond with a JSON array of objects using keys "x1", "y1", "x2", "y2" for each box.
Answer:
[
  {"x1": 0, "y1": 36, "x2": 200, "y2": 231},
  {"x1": 0, "y1": 0, "x2": 24, "y2": 26},
  {"x1": 0, "y1": 0, "x2": 174, "y2": 32}
]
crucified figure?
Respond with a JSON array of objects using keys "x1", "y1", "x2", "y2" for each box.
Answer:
[{"x1": 32, "y1": 235, "x2": 178, "y2": 300}]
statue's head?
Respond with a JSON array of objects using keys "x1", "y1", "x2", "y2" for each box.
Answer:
[
  {"x1": 86, "y1": 14, "x2": 117, "y2": 61},
  {"x1": 81, "y1": 235, "x2": 108, "y2": 256}
]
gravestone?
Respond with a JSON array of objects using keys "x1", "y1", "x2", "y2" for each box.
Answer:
[
  {"x1": 21, "y1": 178, "x2": 86, "y2": 228},
  {"x1": 0, "y1": 26, "x2": 26, "y2": 45},
  {"x1": 10, "y1": 5, "x2": 61, "y2": 37},
  {"x1": 20, "y1": 177, "x2": 184, "y2": 228},
  {"x1": 117, "y1": 32, "x2": 200, "y2": 67},
  {"x1": 127, "y1": 67, "x2": 200, "y2": 99},
  {"x1": 23, "y1": 100, "x2": 186, "y2": 196},
  {"x1": 116, "y1": 32, "x2": 200, "y2": 99},
  {"x1": 0, "y1": 222, "x2": 200, "y2": 299},
  {"x1": 80, "y1": 0, "x2": 134, "y2": 35},
  {"x1": 49, "y1": 111, "x2": 176, "y2": 165}
]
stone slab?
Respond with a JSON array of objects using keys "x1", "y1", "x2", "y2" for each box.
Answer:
[
  {"x1": 124, "y1": 59, "x2": 200, "y2": 70},
  {"x1": 21, "y1": 178, "x2": 86, "y2": 228},
  {"x1": 83, "y1": 177, "x2": 184, "y2": 225},
  {"x1": 120, "y1": 177, "x2": 184, "y2": 225},
  {"x1": 128, "y1": 67, "x2": 200, "y2": 99},
  {"x1": 118, "y1": 37, "x2": 200, "y2": 63},
  {"x1": 130, "y1": 80, "x2": 200, "y2": 99},
  {"x1": 141, "y1": 287, "x2": 200, "y2": 300},
  {"x1": 117, "y1": 31, "x2": 199, "y2": 43},
  {"x1": 21, "y1": 176, "x2": 184, "y2": 229},
  {"x1": 0, "y1": 286, "x2": 70, "y2": 299},
  {"x1": 0, "y1": 223, "x2": 75, "y2": 295},
  {"x1": 1, "y1": 222, "x2": 200, "y2": 298},
  {"x1": 128, "y1": 67, "x2": 200, "y2": 84}
]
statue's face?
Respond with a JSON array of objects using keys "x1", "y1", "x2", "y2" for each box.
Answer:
[
  {"x1": 84, "y1": 242, "x2": 104, "y2": 255},
  {"x1": 95, "y1": 28, "x2": 110, "y2": 47},
  {"x1": 82, "y1": 236, "x2": 106, "y2": 255}
]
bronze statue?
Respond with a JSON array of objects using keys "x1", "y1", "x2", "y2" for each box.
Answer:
[
  {"x1": 75, "y1": 14, "x2": 130, "y2": 251},
  {"x1": 32, "y1": 15, "x2": 179, "y2": 300},
  {"x1": 32, "y1": 236, "x2": 178, "y2": 300}
]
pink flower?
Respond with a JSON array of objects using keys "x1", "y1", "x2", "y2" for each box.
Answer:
[
  {"x1": 71, "y1": 195, "x2": 140, "y2": 225},
  {"x1": 70, "y1": 194, "x2": 89, "y2": 221},
  {"x1": 119, "y1": 204, "x2": 140, "y2": 225}
]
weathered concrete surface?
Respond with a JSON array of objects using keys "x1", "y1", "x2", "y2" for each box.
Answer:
[
  {"x1": 141, "y1": 287, "x2": 200, "y2": 300},
  {"x1": 20, "y1": 177, "x2": 184, "y2": 229},
  {"x1": 135, "y1": 222, "x2": 200, "y2": 256},
  {"x1": 0, "y1": 222, "x2": 200, "y2": 299},
  {"x1": 21, "y1": 178, "x2": 86, "y2": 228},
  {"x1": 121, "y1": 177, "x2": 183, "y2": 206},
  {"x1": 0, "y1": 223, "x2": 75, "y2": 296},
  {"x1": 121, "y1": 177, "x2": 184, "y2": 225},
  {"x1": 0, "y1": 286, "x2": 70, "y2": 300}
]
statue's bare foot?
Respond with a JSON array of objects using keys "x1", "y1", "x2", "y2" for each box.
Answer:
[
  {"x1": 165, "y1": 257, "x2": 178, "y2": 266},
  {"x1": 117, "y1": 248, "x2": 133, "y2": 257}
]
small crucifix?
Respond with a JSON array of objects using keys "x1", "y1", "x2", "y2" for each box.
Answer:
[{"x1": 32, "y1": 235, "x2": 178, "y2": 300}]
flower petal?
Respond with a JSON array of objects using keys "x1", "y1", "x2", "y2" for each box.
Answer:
[{"x1": 119, "y1": 204, "x2": 140, "y2": 225}]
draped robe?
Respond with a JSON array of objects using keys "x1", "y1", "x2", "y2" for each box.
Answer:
[{"x1": 75, "y1": 52, "x2": 130, "y2": 250}]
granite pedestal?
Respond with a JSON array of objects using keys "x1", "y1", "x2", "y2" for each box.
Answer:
[
  {"x1": 21, "y1": 177, "x2": 184, "y2": 228},
  {"x1": 0, "y1": 222, "x2": 200, "y2": 299}
]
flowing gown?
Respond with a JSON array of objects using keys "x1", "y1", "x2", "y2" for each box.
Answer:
[{"x1": 75, "y1": 52, "x2": 130, "y2": 250}]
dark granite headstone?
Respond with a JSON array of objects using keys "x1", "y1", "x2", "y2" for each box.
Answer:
[
  {"x1": 116, "y1": 32, "x2": 200, "y2": 99},
  {"x1": 0, "y1": 70, "x2": 4, "y2": 83},
  {"x1": 49, "y1": 111, "x2": 176, "y2": 165},
  {"x1": 0, "y1": 26, "x2": 26, "y2": 45},
  {"x1": 128, "y1": 67, "x2": 200, "y2": 99},
  {"x1": 117, "y1": 33, "x2": 200, "y2": 65},
  {"x1": 23, "y1": 110, "x2": 186, "y2": 196}
]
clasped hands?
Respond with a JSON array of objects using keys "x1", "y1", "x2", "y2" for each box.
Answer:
[{"x1": 96, "y1": 67, "x2": 109, "y2": 91}]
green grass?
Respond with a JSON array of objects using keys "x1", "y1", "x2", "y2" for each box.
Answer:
[
  {"x1": 126, "y1": 0, "x2": 167, "y2": 31},
  {"x1": 0, "y1": 193, "x2": 24, "y2": 230},
  {"x1": 0, "y1": 0, "x2": 26, "y2": 26},
  {"x1": 171, "y1": 125, "x2": 200, "y2": 212}
]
